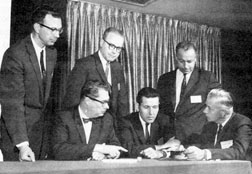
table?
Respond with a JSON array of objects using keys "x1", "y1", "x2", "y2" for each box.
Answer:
[{"x1": 0, "y1": 159, "x2": 251, "y2": 174}]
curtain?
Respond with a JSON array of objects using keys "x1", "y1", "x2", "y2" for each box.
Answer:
[{"x1": 66, "y1": 0, "x2": 221, "y2": 112}]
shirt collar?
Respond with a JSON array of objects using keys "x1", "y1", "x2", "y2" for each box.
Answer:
[
  {"x1": 30, "y1": 34, "x2": 45, "y2": 53},
  {"x1": 177, "y1": 68, "x2": 193, "y2": 83},
  {"x1": 98, "y1": 51, "x2": 109, "y2": 67}
]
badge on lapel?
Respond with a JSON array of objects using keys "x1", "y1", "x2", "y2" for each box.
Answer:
[{"x1": 190, "y1": 95, "x2": 202, "y2": 103}]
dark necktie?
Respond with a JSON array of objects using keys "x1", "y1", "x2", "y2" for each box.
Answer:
[
  {"x1": 145, "y1": 123, "x2": 150, "y2": 144},
  {"x1": 40, "y1": 50, "x2": 46, "y2": 78},
  {"x1": 214, "y1": 124, "x2": 223, "y2": 146},
  {"x1": 180, "y1": 73, "x2": 187, "y2": 99}
]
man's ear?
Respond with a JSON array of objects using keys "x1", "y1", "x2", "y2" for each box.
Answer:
[
  {"x1": 33, "y1": 23, "x2": 40, "y2": 33},
  {"x1": 220, "y1": 110, "x2": 227, "y2": 119}
]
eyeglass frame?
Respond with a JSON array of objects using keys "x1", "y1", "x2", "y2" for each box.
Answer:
[
  {"x1": 85, "y1": 95, "x2": 110, "y2": 106},
  {"x1": 39, "y1": 23, "x2": 64, "y2": 34},
  {"x1": 103, "y1": 38, "x2": 124, "y2": 53}
]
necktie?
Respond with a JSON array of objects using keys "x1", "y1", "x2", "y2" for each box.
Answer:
[
  {"x1": 214, "y1": 124, "x2": 223, "y2": 146},
  {"x1": 180, "y1": 73, "x2": 187, "y2": 99},
  {"x1": 145, "y1": 123, "x2": 150, "y2": 144},
  {"x1": 105, "y1": 61, "x2": 110, "y2": 81},
  {"x1": 40, "y1": 50, "x2": 46, "y2": 78}
]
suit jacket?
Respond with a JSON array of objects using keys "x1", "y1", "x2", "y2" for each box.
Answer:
[
  {"x1": 118, "y1": 112, "x2": 174, "y2": 157},
  {"x1": 0, "y1": 35, "x2": 56, "y2": 160},
  {"x1": 53, "y1": 108, "x2": 121, "y2": 160},
  {"x1": 184, "y1": 113, "x2": 252, "y2": 160},
  {"x1": 62, "y1": 52, "x2": 129, "y2": 120},
  {"x1": 157, "y1": 68, "x2": 221, "y2": 141}
]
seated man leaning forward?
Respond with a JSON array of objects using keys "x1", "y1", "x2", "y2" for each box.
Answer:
[
  {"x1": 183, "y1": 88, "x2": 252, "y2": 161},
  {"x1": 119, "y1": 87, "x2": 180, "y2": 159},
  {"x1": 53, "y1": 80, "x2": 127, "y2": 160}
]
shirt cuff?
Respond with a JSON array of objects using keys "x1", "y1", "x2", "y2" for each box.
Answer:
[
  {"x1": 204, "y1": 149, "x2": 212, "y2": 160},
  {"x1": 16, "y1": 141, "x2": 29, "y2": 149}
]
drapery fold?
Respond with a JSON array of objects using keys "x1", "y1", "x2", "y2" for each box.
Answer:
[{"x1": 66, "y1": 0, "x2": 221, "y2": 112}]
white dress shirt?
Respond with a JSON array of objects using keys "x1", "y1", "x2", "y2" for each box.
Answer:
[
  {"x1": 98, "y1": 51, "x2": 111, "y2": 85},
  {"x1": 78, "y1": 106, "x2": 92, "y2": 144}
]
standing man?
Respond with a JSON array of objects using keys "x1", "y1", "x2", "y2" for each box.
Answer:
[
  {"x1": 184, "y1": 89, "x2": 252, "y2": 160},
  {"x1": 119, "y1": 87, "x2": 179, "y2": 159},
  {"x1": 157, "y1": 41, "x2": 221, "y2": 141},
  {"x1": 62, "y1": 27, "x2": 128, "y2": 130},
  {"x1": 53, "y1": 80, "x2": 127, "y2": 160},
  {"x1": 0, "y1": 5, "x2": 62, "y2": 161}
]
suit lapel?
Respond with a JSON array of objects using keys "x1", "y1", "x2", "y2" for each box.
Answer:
[
  {"x1": 217, "y1": 113, "x2": 235, "y2": 142},
  {"x1": 150, "y1": 120, "x2": 159, "y2": 143},
  {"x1": 74, "y1": 109, "x2": 87, "y2": 144},
  {"x1": 131, "y1": 114, "x2": 146, "y2": 144},
  {"x1": 179, "y1": 68, "x2": 200, "y2": 104},
  {"x1": 110, "y1": 62, "x2": 118, "y2": 86},
  {"x1": 44, "y1": 47, "x2": 55, "y2": 101},
  {"x1": 25, "y1": 36, "x2": 44, "y2": 97},
  {"x1": 88, "y1": 118, "x2": 102, "y2": 144},
  {"x1": 170, "y1": 71, "x2": 177, "y2": 109},
  {"x1": 94, "y1": 53, "x2": 108, "y2": 83}
]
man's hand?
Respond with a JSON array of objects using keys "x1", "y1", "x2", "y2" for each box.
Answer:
[
  {"x1": 18, "y1": 145, "x2": 35, "y2": 162},
  {"x1": 156, "y1": 137, "x2": 181, "y2": 151},
  {"x1": 140, "y1": 147, "x2": 163, "y2": 159},
  {"x1": 92, "y1": 151, "x2": 106, "y2": 161},
  {"x1": 184, "y1": 146, "x2": 205, "y2": 161},
  {"x1": 94, "y1": 144, "x2": 128, "y2": 159}
]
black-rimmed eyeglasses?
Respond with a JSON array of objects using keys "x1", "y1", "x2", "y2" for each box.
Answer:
[
  {"x1": 103, "y1": 39, "x2": 123, "y2": 53},
  {"x1": 86, "y1": 95, "x2": 110, "y2": 105},
  {"x1": 39, "y1": 23, "x2": 64, "y2": 34}
]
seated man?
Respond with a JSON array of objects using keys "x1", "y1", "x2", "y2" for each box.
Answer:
[
  {"x1": 53, "y1": 80, "x2": 127, "y2": 160},
  {"x1": 183, "y1": 88, "x2": 252, "y2": 160},
  {"x1": 119, "y1": 87, "x2": 179, "y2": 159}
]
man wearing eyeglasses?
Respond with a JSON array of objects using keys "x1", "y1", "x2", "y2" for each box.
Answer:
[
  {"x1": 0, "y1": 5, "x2": 62, "y2": 161},
  {"x1": 53, "y1": 80, "x2": 127, "y2": 160},
  {"x1": 62, "y1": 27, "x2": 129, "y2": 134}
]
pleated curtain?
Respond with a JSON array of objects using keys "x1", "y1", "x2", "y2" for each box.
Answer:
[{"x1": 66, "y1": 0, "x2": 221, "y2": 112}]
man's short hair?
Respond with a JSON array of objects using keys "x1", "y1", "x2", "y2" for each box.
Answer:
[
  {"x1": 207, "y1": 88, "x2": 234, "y2": 109},
  {"x1": 175, "y1": 41, "x2": 197, "y2": 54},
  {"x1": 136, "y1": 87, "x2": 160, "y2": 104},
  {"x1": 80, "y1": 80, "x2": 111, "y2": 100},
  {"x1": 102, "y1": 27, "x2": 124, "y2": 40},
  {"x1": 31, "y1": 5, "x2": 61, "y2": 25}
]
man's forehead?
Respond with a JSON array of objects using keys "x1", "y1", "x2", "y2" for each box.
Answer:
[{"x1": 97, "y1": 88, "x2": 109, "y2": 98}]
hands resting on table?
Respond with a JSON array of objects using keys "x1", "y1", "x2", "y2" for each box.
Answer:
[
  {"x1": 92, "y1": 144, "x2": 128, "y2": 161},
  {"x1": 14, "y1": 140, "x2": 206, "y2": 161},
  {"x1": 139, "y1": 137, "x2": 209, "y2": 161}
]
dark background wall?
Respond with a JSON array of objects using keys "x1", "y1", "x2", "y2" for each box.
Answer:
[
  {"x1": 10, "y1": 0, "x2": 252, "y2": 119},
  {"x1": 221, "y1": 30, "x2": 252, "y2": 118}
]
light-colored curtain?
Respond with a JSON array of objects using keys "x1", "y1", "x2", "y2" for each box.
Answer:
[{"x1": 66, "y1": 0, "x2": 221, "y2": 112}]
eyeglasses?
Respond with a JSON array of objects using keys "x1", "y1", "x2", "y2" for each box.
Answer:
[
  {"x1": 39, "y1": 23, "x2": 64, "y2": 34},
  {"x1": 86, "y1": 95, "x2": 110, "y2": 106},
  {"x1": 103, "y1": 39, "x2": 123, "y2": 53}
]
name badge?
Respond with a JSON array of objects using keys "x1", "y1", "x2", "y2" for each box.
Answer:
[
  {"x1": 190, "y1": 95, "x2": 202, "y2": 103},
  {"x1": 220, "y1": 140, "x2": 233, "y2": 149}
]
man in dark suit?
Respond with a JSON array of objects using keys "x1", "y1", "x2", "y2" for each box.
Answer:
[
  {"x1": 53, "y1": 80, "x2": 127, "y2": 160},
  {"x1": 62, "y1": 27, "x2": 128, "y2": 131},
  {"x1": 183, "y1": 88, "x2": 252, "y2": 160},
  {"x1": 157, "y1": 41, "x2": 221, "y2": 141},
  {"x1": 119, "y1": 87, "x2": 179, "y2": 159},
  {"x1": 0, "y1": 5, "x2": 62, "y2": 161}
]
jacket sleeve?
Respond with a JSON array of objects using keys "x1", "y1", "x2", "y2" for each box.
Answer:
[{"x1": 0, "y1": 48, "x2": 28, "y2": 145}]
